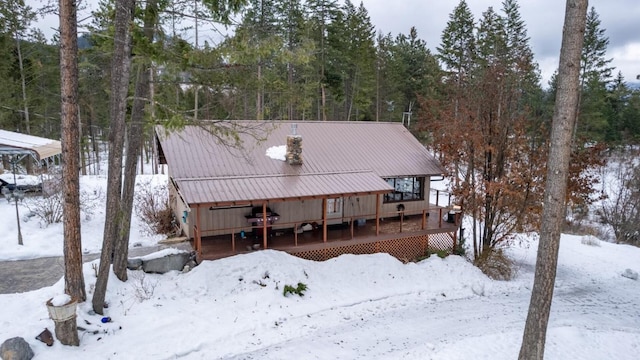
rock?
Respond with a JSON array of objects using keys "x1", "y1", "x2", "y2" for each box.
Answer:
[
  {"x1": 35, "y1": 328, "x2": 53, "y2": 346},
  {"x1": 127, "y1": 258, "x2": 143, "y2": 270},
  {"x1": 141, "y1": 252, "x2": 191, "y2": 274},
  {"x1": 621, "y1": 268, "x2": 638, "y2": 280},
  {"x1": 182, "y1": 259, "x2": 198, "y2": 273},
  {"x1": 0, "y1": 337, "x2": 34, "y2": 360}
]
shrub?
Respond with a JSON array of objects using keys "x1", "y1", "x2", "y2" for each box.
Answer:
[
  {"x1": 283, "y1": 282, "x2": 307, "y2": 297},
  {"x1": 22, "y1": 173, "x2": 103, "y2": 226},
  {"x1": 597, "y1": 150, "x2": 640, "y2": 246},
  {"x1": 581, "y1": 235, "x2": 601, "y2": 247},
  {"x1": 453, "y1": 233, "x2": 467, "y2": 256},
  {"x1": 24, "y1": 192, "x2": 64, "y2": 225},
  {"x1": 134, "y1": 180, "x2": 176, "y2": 236},
  {"x1": 474, "y1": 248, "x2": 515, "y2": 281}
]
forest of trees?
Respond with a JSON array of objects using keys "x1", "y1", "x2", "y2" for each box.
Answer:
[{"x1": 1, "y1": 0, "x2": 639, "y2": 256}]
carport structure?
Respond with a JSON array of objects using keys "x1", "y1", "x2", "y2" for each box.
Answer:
[
  {"x1": 0, "y1": 129, "x2": 62, "y2": 172},
  {"x1": 0, "y1": 130, "x2": 62, "y2": 245}
]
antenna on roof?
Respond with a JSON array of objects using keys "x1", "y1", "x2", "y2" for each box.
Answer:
[
  {"x1": 291, "y1": 123, "x2": 298, "y2": 135},
  {"x1": 402, "y1": 101, "x2": 413, "y2": 128}
]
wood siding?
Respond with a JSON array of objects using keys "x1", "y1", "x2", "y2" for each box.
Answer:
[{"x1": 192, "y1": 181, "x2": 432, "y2": 238}]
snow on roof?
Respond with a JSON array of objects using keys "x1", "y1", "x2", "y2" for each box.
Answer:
[{"x1": 0, "y1": 129, "x2": 62, "y2": 160}]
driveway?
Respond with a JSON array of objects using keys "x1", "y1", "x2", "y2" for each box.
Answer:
[{"x1": 0, "y1": 242, "x2": 193, "y2": 294}]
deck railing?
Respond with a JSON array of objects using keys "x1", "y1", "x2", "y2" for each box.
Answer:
[{"x1": 194, "y1": 204, "x2": 461, "y2": 257}]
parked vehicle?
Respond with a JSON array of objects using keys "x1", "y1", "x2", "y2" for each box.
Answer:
[{"x1": 0, "y1": 178, "x2": 43, "y2": 194}]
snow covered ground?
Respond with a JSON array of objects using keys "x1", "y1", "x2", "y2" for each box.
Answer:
[
  {"x1": 0, "y1": 171, "x2": 639, "y2": 359},
  {"x1": 0, "y1": 173, "x2": 165, "y2": 261}
]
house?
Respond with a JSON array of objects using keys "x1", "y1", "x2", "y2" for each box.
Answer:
[{"x1": 155, "y1": 121, "x2": 461, "y2": 262}]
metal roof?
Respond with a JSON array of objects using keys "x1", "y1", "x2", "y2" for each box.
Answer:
[
  {"x1": 0, "y1": 130, "x2": 62, "y2": 160},
  {"x1": 176, "y1": 171, "x2": 392, "y2": 206},
  {"x1": 157, "y1": 121, "x2": 445, "y2": 205}
]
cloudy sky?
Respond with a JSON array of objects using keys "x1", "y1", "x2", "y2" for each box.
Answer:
[
  {"x1": 363, "y1": 0, "x2": 640, "y2": 85},
  {"x1": 30, "y1": 0, "x2": 639, "y2": 86}
]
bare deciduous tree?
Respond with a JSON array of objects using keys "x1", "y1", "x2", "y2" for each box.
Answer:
[{"x1": 597, "y1": 148, "x2": 640, "y2": 245}]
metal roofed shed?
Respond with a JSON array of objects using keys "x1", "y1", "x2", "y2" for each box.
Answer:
[{"x1": 0, "y1": 129, "x2": 62, "y2": 161}]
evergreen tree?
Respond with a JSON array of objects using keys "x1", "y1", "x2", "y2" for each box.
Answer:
[
  {"x1": 437, "y1": 0, "x2": 475, "y2": 84},
  {"x1": 576, "y1": 6, "x2": 614, "y2": 142},
  {"x1": 307, "y1": 0, "x2": 339, "y2": 120},
  {"x1": 605, "y1": 72, "x2": 630, "y2": 143},
  {"x1": 379, "y1": 27, "x2": 441, "y2": 123},
  {"x1": 0, "y1": 0, "x2": 38, "y2": 133},
  {"x1": 326, "y1": 0, "x2": 376, "y2": 120}
]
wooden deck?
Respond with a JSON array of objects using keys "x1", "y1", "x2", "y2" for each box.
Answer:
[{"x1": 194, "y1": 209, "x2": 460, "y2": 261}]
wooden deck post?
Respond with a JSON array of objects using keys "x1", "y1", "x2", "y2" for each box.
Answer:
[
  {"x1": 350, "y1": 217, "x2": 354, "y2": 239},
  {"x1": 232, "y1": 232, "x2": 235, "y2": 253},
  {"x1": 399, "y1": 211, "x2": 403, "y2": 233},
  {"x1": 375, "y1": 194, "x2": 380, "y2": 236},
  {"x1": 452, "y1": 231, "x2": 457, "y2": 254},
  {"x1": 262, "y1": 202, "x2": 268, "y2": 249},
  {"x1": 195, "y1": 206, "x2": 202, "y2": 258},
  {"x1": 322, "y1": 198, "x2": 327, "y2": 243},
  {"x1": 294, "y1": 223, "x2": 298, "y2": 246},
  {"x1": 421, "y1": 209, "x2": 426, "y2": 230},
  {"x1": 439, "y1": 208, "x2": 443, "y2": 228}
]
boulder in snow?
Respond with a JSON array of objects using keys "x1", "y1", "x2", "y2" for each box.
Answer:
[
  {"x1": 127, "y1": 258, "x2": 143, "y2": 270},
  {"x1": 1, "y1": 337, "x2": 34, "y2": 360},
  {"x1": 621, "y1": 268, "x2": 638, "y2": 280},
  {"x1": 141, "y1": 252, "x2": 192, "y2": 274}
]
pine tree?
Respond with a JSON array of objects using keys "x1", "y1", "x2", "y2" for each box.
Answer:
[
  {"x1": 519, "y1": 2, "x2": 588, "y2": 357},
  {"x1": 307, "y1": 0, "x2": 339, "y2": 120},
  {"x1": 60, "y1": 0, "x2": 86, "y2": 307},
  {"x1": 0, "y1": 0, "x2": 38, "y2": 134},
  {"x1": 576, "y1": 6, "x2": 614, "y2": 142},
  {"x1": 326, "y1": 0, "x2": 376, "y2": 120},
  {"x1": 437, "y1": 0, "x2": 475, "y2": 84},
  {"x1": 380, "y1": 27, "x2": 441, "y2": 123},
  {"x1": 93, "y1": 0, "x2": 136, "y2": 315}
]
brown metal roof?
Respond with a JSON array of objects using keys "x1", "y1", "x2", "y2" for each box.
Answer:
[
  {"x1": 157, "y1": 121, "x2": 445, "y2": 205},
  {"x1": 175, "y1": 171, "x2": 392, "y2": 205}
]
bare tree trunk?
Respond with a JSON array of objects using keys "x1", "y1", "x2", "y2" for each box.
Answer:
[
  {"x1": 92, "y1": 0, "x2": 135, "y2": 315},
  {"x1": 53, "y1": 317, "x2": 79, "y2": 346},
  {"x1": 256, "y1": 62, "x2": 262, "y2": 120},
  {"x1": 87, "y1": 104, "x2": 99, "y2": 175},
  {"x1": 149, "y1": 67, "x2": 158, "y2": 175},
  {"x1": 79, "y1": 106, "x2": 86, "y2": 175},
  {"x1": 113, "y1": 0, "x2": 156, "y2": 280},
  {"x1": 518, "y1": 1, "x2": 588, "y2": 359},
  {"x1": 16, "y1": 37, "x2": 30, "y2": 135},
  {"x1": 60, "y1": 0, "x2": 86, "y2": 305}
]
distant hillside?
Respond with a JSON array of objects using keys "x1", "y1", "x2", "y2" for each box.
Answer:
[
  {"x1": 628, "y1": 82, "x2": 640, "y2": 90},
  {"x1": 78, "y1": 34, "x2": 91, "y2": 49}
]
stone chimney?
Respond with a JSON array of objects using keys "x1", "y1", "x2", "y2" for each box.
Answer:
[{"x1": 286, "y1": 123, "x2": 303, "y2": 165}]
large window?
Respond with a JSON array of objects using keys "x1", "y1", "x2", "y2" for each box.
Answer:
[{"x1": 383, "y1": 177, "x2": 424, "y2": 203}]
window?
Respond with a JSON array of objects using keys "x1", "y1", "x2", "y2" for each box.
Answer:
[
  {"x1": 383, "y1": 177, "x2": 424, "y2": 203},
  {"x1": 326, "y1": 197, "x2": 343, "y2": 214}
]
